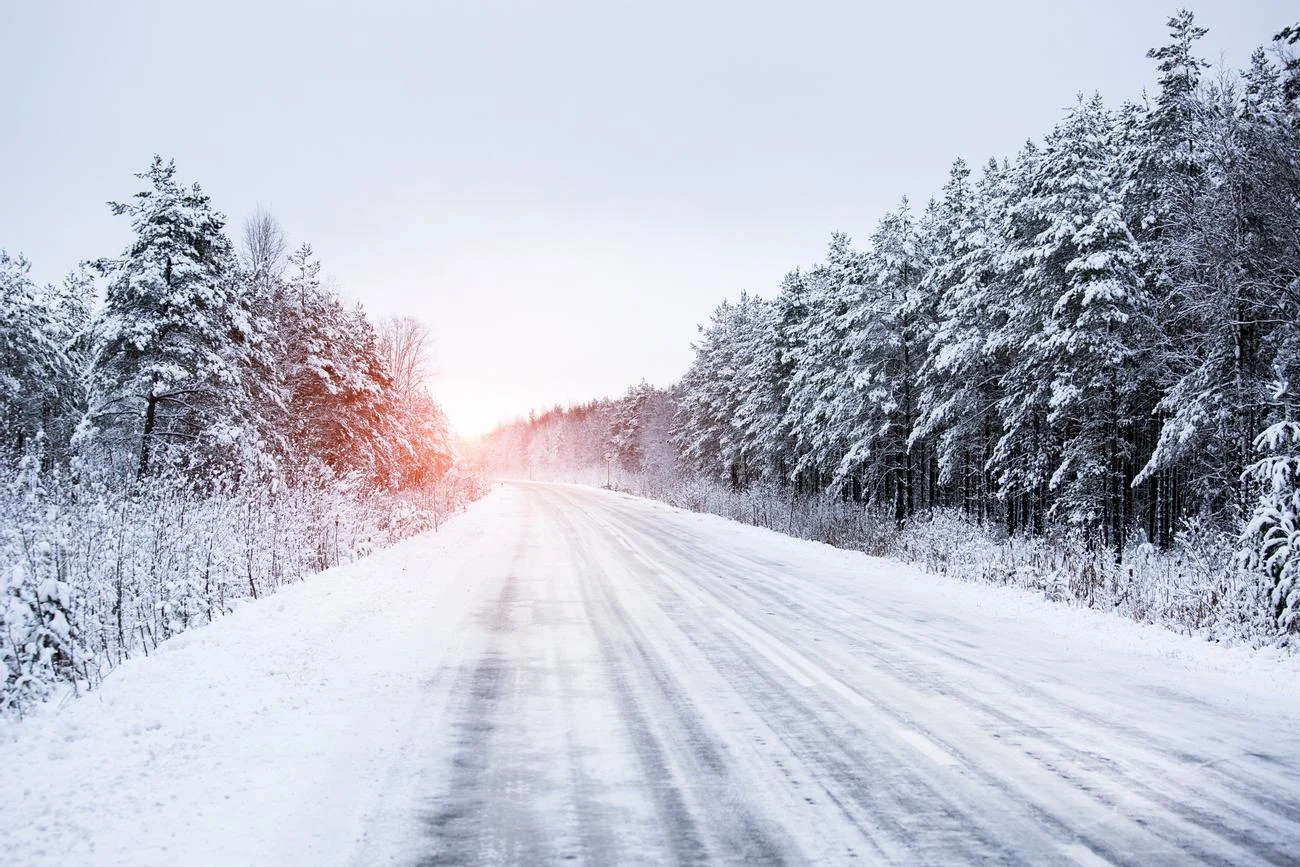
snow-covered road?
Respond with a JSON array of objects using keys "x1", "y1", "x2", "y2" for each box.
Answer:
[{"x1": 4, "y1": 483, "x2": 1300, "y2": 866}]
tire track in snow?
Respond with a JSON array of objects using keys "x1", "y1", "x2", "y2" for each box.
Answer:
[
  {"x1": 417, "y1": 570, "x2": 537, "y2": 866},
  {"x1": 546, "y1": 487, "x2": 1119, "y2": 865},
  {"x1": 633, "y1": 506, "x2": 1287, "y2": 865},
  {"x1": 552, "y1": 501, "x2": 797, "y2": 864},
  {"x1": 674, "y1": 536, "x2": 1300, "y2": 864},
  {"x1": 553, "y1": 484, "x2": 1296, "y2": 865},
  {"x1": 544, "y1": 485, "x2": 1051, "y2": 863}
]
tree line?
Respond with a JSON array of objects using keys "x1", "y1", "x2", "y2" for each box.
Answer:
[
  {"x1": 483, "y1": 12, "x2": 1300, "y2": 639},
  {"x1": 1, "y1": 157, "x2": 454, "y2": 487},
  {"x1": 2, "y1": 158, "x2": 468, "y2": 715}
]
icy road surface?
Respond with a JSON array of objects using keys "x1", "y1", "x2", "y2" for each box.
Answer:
[{"x1": 3, "y1": 483, "x2": 1300, "y2": 866}]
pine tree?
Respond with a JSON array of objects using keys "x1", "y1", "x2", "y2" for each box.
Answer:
[
  {"x1": 731, "y1": 298, "x2": 783, "y2": 484},
  {"x1": 84, "y1": 157, "x2": 259, "y2": 479},
  {"x1": 771, "y1": 270, "x2": 812, "y2": 488},
  {"x1": 0, "y1": 251, "x2": 79, "y2": 462},
  {"x1": 991, "y1": 139, "x2": 1058, "y2": 535},
  {"x1": 1274, "y1": 23, "x2": 1300, "y2": 103},
  {"x1": 843, "y1": 199, "x2": 926, "y2": 516},
  {"x1": 1141, "y1": 8, "x2": 1211, "y2": 234},
  {"x1": 607, "y1": 381, "x2": 651, "y2": 473},
  {"x1": 1241, "y1": 381, "x2": 1300, "y2": 634},
  {"x1": 330, "y1": 303, "x2": 405, "y2": 483},
  {"x1": 914, "y1": 159, "x2": 1009, "y2": 523},
  {"x1": 675, "y1": 298, "x2": 753, "y2": 486},
  {"x1": 1139, "y1": 36, "x2": 1300, "y2": 529},
  {"x1": 270, "y1": 243, "x2": 399, "y2": 482},
  {"x1": 1, "y1": 461, "x2": 76, "y2": 714},
  {"x1": 1041, "y1": 96, "x2": 1153, "y2": 550},
  {"x1": 781, "y1": 234, "x2": 869, "y2": 490},
  {"x1": 40, "y1": 265, "x2": 95, "y2": 352}
]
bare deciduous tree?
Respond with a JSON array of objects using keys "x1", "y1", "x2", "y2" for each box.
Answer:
[
  {"x1": 241, "y1": 208, "x2": 287, "y2": 286},
  {"x1": 378, "y1": 315, "x2": 436, "y2": 401}
]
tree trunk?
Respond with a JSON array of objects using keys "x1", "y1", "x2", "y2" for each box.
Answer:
[{"x1": 137, "y1": 391, "x2": 158, "y2": 479}]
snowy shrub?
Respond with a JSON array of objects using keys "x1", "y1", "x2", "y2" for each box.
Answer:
[
  {"x1": 1240, "y1": 413, "x2": 1300, "y2": 638},
  {"x1": 895, "y1": 508, "x2": 1004, "y2": 579},
  {"x1": 0, "y1": 464, "x2": 485, "y2": 717},
  {"x1": 598, "y1": 469, "x2": 1284, "y2": 650},
  {"x1": 621, "y1": 475, "x2": 900, "y2": 555},
  {"x1": 2, "y1": 558, "x2": 75, "y2": 715}
]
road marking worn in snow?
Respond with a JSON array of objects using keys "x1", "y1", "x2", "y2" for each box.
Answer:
[
  {"x1": 677, "y1": 574, "x2": 871, "y2": 709},
  {"x1": 718, "y1": 619, "x2": 816, "y2": 688},
  {"x1": 1058, "y1": 842, "x2": 1117, "y2": 867},
  {"x1": 895, "y1": 728, "x2": 958, "y2": 766}
]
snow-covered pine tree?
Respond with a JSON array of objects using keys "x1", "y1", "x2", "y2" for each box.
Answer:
[
  {"x1": 1235, "y1": 37, "x2": 1300, "y2": 633},
  {"x1": 233, "y1": 212, "x2": 292, "y2": 467},
  {"x1": 376, "y1": 315, "x2": 453, "y2": 486},
  {"x1": 84, "y1": 157, "x2": 260, "y2": 479},
  {"x1": 991, "y1": 139, "x2": 1059, "y2": 535},
  {"x1": 839, "y1": 199, "x2": 926, "y2": 517},
  {"x1": 331, "y1": 302, "x2": 405, "y2": 483},
  {"x1": 0, "y1": 251, "x2": 80, "y2": 463},
  {"x1": 273, "y1": 243, "x2": 399, "y2": 482},
  {"x1": 1136, "y1": 9, "x2": 1210, "y2": 248},
  {"x1": 607, "y1": 381, "x2": 651, "y2": 474},
  {"x1": 913, "y1": 159, "x2": 1009, "y2": 523},
  {"x1": 1128, "y1": 11, "x2": 1220, "y2": 538},
  {"x1": 1138, "y1": 32, "x2": 1300, "y2": 531},
  {"x1": 674, "y1": 298, "x2": 748, "y2": 486},
  {"x1": 1, "y1": 462, "x2": 77, "y2": 714},
  {"x1": 636, "y1": 387, "x2": 683, "y2": 483},
  {"x1": 40, "y1": 265, "x2": 95, "y2": 353},
  {"x1": 1274, "y1": 22, "x2": 1300, "y2": 103},
  {"x1": 706, "y1": 294, "x2": 784, "y2": 487},
  {"x1": 771, "y1": 269, "x2": 812, "y2": 489},
  {"x1": 780, "y1": 234, "x2": 868, "y2": 492},
  {"x1": 1032, "y1": 94, "x2": 1153, "y2": 553},
  {"x1": 1241, "y1": 379, "x2": 1300, "y2": 635}
]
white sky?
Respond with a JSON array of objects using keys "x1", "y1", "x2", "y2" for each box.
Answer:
[{"x1": 1, "y1": 1, "x2": 1293, "y2": 434}]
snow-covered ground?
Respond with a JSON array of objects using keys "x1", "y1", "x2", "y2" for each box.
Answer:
[{"x1": 2, "y1": 482, "x2": 1299, "y2": 865}]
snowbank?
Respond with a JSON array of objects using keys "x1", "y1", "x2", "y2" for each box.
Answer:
[{"x1": 0, "y1": 493, "x2": 495, "y2": 867}]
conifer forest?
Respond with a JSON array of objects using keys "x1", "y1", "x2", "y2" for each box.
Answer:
[{"x1": 480, "y1": 12, "x2": 1300, "y2": 649}]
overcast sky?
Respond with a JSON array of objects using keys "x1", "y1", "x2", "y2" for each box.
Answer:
[{"x1": 2, "y1": 1, "x2": 1293, "y2": 434}]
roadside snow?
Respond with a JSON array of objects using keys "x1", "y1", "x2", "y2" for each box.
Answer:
[
  {"x1": 0, "y1": 494, "x2": 496, "y2": 867},
  {"x1": 588, "y1": 484, "x2": 1300, "y2": 691}
]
